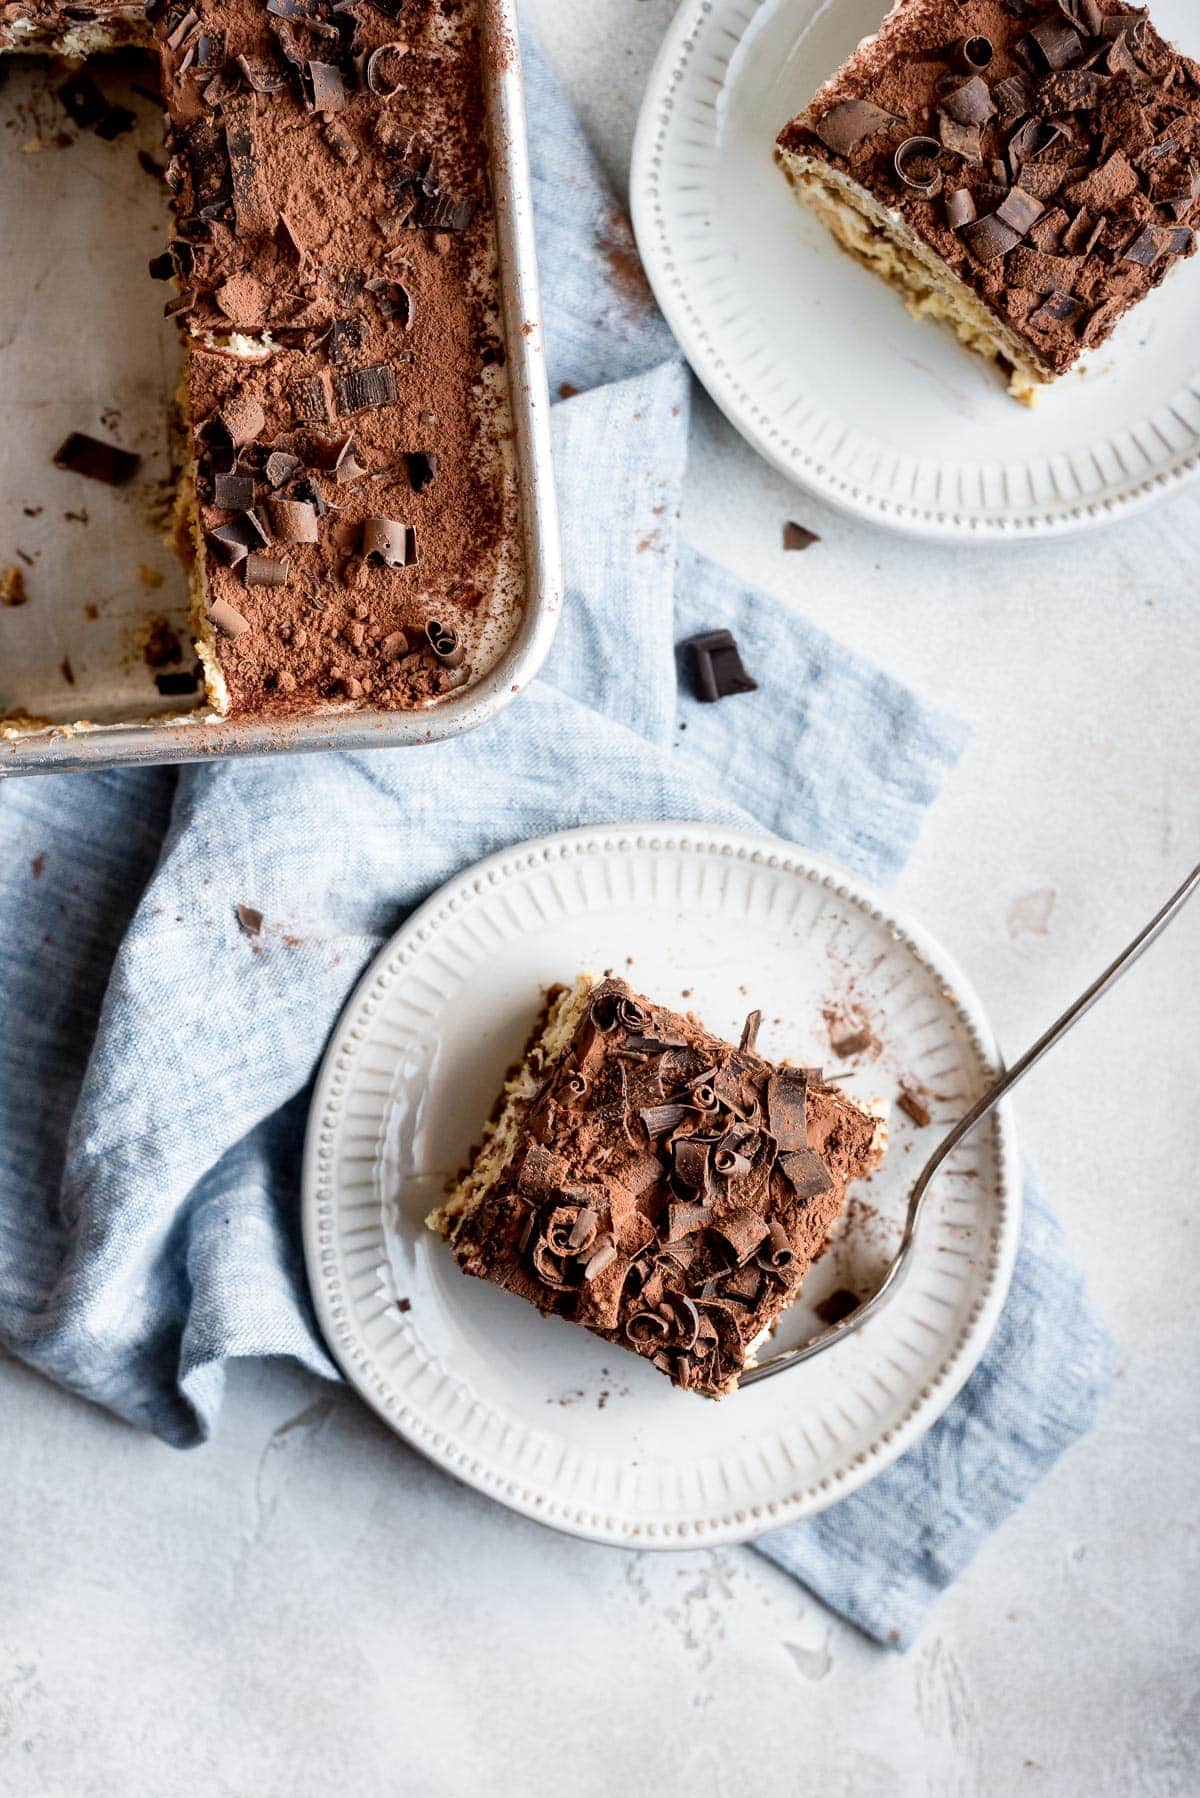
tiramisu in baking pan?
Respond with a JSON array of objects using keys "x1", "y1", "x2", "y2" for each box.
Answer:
[{"x1": 0, "y1": 0, "x2": 558, "y2": 774}]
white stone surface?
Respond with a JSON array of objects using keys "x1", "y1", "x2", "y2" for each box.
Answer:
[{"x1": 2, "y1": 4, "x2": 1198, "y2": 1793}]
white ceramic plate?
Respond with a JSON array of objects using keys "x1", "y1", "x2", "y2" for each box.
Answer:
[
  {"x1": 630, "y1": 0, "x2": 1200, "y2": 540},
  {"x1": 302, "y1": 825, "x2": 1020, "y2": 1547}
]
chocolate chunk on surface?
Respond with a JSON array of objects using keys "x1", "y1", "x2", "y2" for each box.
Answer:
[{"x1": 682, "y1": 629, "x2": 758, "y2": 703}]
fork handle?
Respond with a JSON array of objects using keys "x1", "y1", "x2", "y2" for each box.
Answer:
[{"x1": 739, "y1": 860, "x2": 1200, "y2": 1388}]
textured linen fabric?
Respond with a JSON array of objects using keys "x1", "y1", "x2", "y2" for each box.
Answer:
[{"x1": 0, "y1": 35, "x2": 1111, "y2": 1648}]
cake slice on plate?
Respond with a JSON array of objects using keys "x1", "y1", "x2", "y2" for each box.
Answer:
[
  {"x1": 429, "y1": 977, "x2": 886, "y2": 1397},
  {"x1": 776, "y1": 0, "x2": 1200, "y2": 402}
]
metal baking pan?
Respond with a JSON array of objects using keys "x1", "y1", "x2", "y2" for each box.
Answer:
[{"x1": 0, "y1": 0, "x2": 560, "y2": 778}]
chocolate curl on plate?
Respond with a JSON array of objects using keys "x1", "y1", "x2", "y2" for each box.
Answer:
[
  {"x1": 640, "y1": 1102, "x2": 690, "y2": 1139},
  {"x1": 625, "y1": 1311, "x2": 671, "y2": 1346},
  {"x1": 361, "y1": 516, "x2": 412, "y2": 567},
  {"x1": 778, "y1": 1146, "x2": 835, "y2": 1201},
  {"x1": 672, "y1": 1136, "x2": 710, "y2": 1191},
  {"x1": 712, "y1": 1209, "x2": 770, "y2": 1265},
  {"x1": 815, "y1": 98, "x2": 902, "y2": 157},
  {"x1": 756, "y1": 1219, "x2": 795, "y2": 1276},
  {"x1": 425, "y1": 619, "x2": 464, "y2": 667}
]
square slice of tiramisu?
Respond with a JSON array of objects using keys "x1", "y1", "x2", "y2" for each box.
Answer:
[
  {"x1": 776, "y1": 0, "x2": 1200, "y2": 402},
  {"x1": 428, "y1": 977, "x2": 886, "y2": 1397}
]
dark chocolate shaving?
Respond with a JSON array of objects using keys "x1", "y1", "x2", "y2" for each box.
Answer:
[
  {"x1": 244, "y1": 553, "x2": 290, "y2": 588},
  {"x1": 53, "y1": 433, "x2": 141, "y2": 486},
  {"x1": 940, "y1": 76, "x2": 994, "y2": 127},
  {"x1": 640, "y1": 1103, "x2": 690, "y2": 1139},
  {"x1": 268, "y1": 498, "x2": 320, "y2": 543},
  {"x1": 955, "y1": 35, "x2": 993, "y2": 75},
  {"x1": 996, "y1": 186, "x2": 1045, "y2": 234},
  {"x1": 778, "y1": 1148, "x2": 835, "y2": 1202},
  {"x1": 361, "y1": 517, "x2": 413, "y2": 566},
  {"x1": 213, "y1": 471, "x2": 255, "y2": 510},
  {"x1": 1027, "y1": 19, "x2": 1082, "y2": 71},
  {"x1": 815, "y1": 98, "x2": 903, "y2": 157},
  {"x1": 961, "y1": 212, "x2": 1021, "y2": 262},
  {"x1": 209, "y1": 596, "x2": 251, "y2": 637},
  {"x1": 333, "y1": 363, "x2": 398, "y2": 416},
  {"x1": 946, "y1": 188, "x2": 978, "y2": 229},
  {"x1": 365, "y1": 42, "x2": 408, "y2": 99},
  {"x1": 782, "y1": 520, "x2": 820, "y2": 551},
  {"x1": 306, "y1": 60, "x2": 346, "y2": 114},
  {"x1": 895, "y1": 135, "x2": 944, "y2": 195},
  {"x1": 425, "y1": 620, "x2": 464, "y2": 667}
]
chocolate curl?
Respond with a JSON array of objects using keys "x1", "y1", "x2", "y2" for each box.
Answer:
[
  {"x1": 1027, "y1": 19, "x2": 1081, "y2": 70},
  {"x1": 264, "y1": 450, "x2": 301, "y2": 489},
  {"x1": 712, "y1": 1209, "x2": 769, "y2": 1264},
  {"x1": 306, "y1": 59, "x2": 346, "y2": 113},
  {"x1": 666, "y1": 1202, "x2": 712, "y2": 1240},
  {"x1": 205, "y1": 394, "x2": 266, "y2": 451},
  {"x1": 778, "y1": 1146, "x2": 835, "y2": 1201},
  {"x1": 207, "y1": 597, "x2": 251, "y2": 637},
  {"x1": 625, "y1": 1311, "x2": 671, "y2": 1346},
  {"x1": 815, "y1": 98, "x2": 903, "y2": 156},
  {"x1": 531, "y1": 1239, "x2": 576, "y2": 1292},
  {"x1": 213, "y1": 471, "x2": 255, "y2": 510},
  {"x1": 895, "y1": 134, "x2": 945, "y2": 196},
  {"x1": 244, "y1": 552, "x2": 290, "y2": 587},
  {"x1": 268, "y1": 497, "x2": 320, "y2": 543},
  {"x1": 366, "y1": 42, "x2": 409, "y2": 99},
  {"x1": 333, "y1": 437, "x2": 368, "y2": 484},
  {"x1": 672, "y1": 1136, "x2": 710, "y2": 1191},
  {"x1": 739, "y1": 1010, "x2": 763, "y2": 1054},
  {"x1": 756, "y1": 1219, "x2": 795, "y2": 1275},
  {"x1": 640, "y1": 1102, "x2": 690, "y2": 1139},
  {"x1": 361, "y1": 517, "x2": 412, "y2": 567},
  {"x1": 425, "y1": 619, "x2": 464, "y2": 667},
  {"x1": 581, "y1": 1238, "x2": 617, "y2": 1282},
  {"x1": 955, "y1": 34, "x2": 993, "y2": 73}
]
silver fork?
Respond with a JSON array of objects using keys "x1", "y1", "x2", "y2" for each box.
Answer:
[{"x1": 740, "y1": 860, "x2": 1200, "y2": 1389}]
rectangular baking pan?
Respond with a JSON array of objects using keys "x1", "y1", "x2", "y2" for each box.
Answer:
[{"x1": 0, "y1": 0, "x2": 560, "y2": 778}]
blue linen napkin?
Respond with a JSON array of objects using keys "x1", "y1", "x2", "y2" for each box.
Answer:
[{"x1": 0, "y1": 35, "x2": 1112, "y2": 1649}]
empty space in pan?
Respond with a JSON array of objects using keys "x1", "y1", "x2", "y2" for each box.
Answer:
[{"x1": 0, "y1": 51, "x2": 202, "y2": 730}]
